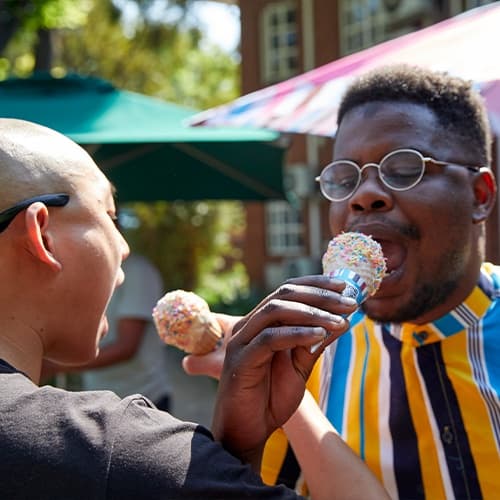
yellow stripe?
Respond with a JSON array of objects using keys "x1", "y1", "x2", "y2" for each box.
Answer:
[
  {"x1": 307, "y1": 356, "x2": 321, "y2": 403},
  {"x1": 402, "y1": 343, "x2": 447, "y2": 498},
  {"x1": 401, "y1": 323, "x2": 443, "y2": 345},
  {"x1": 345, "y1": 322, "x2": 366, "y2": 455},
  {"x1": 361, "y1": 321, "x2": 383, "y2": 481},
  {"x1": 443, "y1": 331, "x2": 500, "y2": 498},
  {"x1": 463, "y1": 281, "x2": 491, "y2": 318},
  {"x1": 261, "y1": 427, "x2": 289, "y2": 485}
]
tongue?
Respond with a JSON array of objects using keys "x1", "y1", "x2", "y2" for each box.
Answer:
[{"x1": 378, "y1": 240, "x2": 405, "y2": 273}]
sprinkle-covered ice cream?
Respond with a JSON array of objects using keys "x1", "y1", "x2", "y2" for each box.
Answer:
[
  {"x1": 152, "y1": 290, "x2": 222, "y2": 355},
  {"x1": 322, "y1": 232, "x2": 386, "y2": 304}
]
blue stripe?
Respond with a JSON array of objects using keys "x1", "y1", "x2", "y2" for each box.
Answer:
[
  {"x1": 476, "y1": 309, "x2": 500, "y2": 446},
  {"x1": 382, "y1": 327, "x2": 424, "y2": 499},
  {"x1": 326, "y1": 333, "x2": 352, "y2": 434},
  {"x1": 417, "y1": 343, "x2": 482, "y2": 499},
  {"x1": 483, "y1": 307, "x2": 500, "y2": 396},
  {"x1": 358, "y1": 326, "x2": 370, "y2": 460},
  {"x1": 433, "y1": 313, "x2": 464, "y2": 337}
]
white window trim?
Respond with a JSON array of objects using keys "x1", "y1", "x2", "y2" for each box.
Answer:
[
  {"x1": 260, "y1": 0, "x2": 299, "y2": 84},
  {"x1": 265, "y1": 200, "x2": 304, "y2": 257}
]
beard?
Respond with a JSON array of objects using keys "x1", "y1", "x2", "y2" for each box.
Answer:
[{"x1": 363, "y1": 245, "x2": 468, "y2": 324}]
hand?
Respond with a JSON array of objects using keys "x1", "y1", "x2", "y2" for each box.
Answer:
[{"x1": 210, "y1": 275, "x2": 357, "y2": 470}]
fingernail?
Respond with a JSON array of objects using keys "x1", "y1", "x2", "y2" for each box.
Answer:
[
  {"x1": 311, "y1": 327, "x2": 327, "y2": 338},
  {"x1": 310, "y1": 328, "x2": 329, "y2": 353},
  {"x1": 330, "y1": 314, "x2": 347, "y2": 324},
  {"x1": 339, "y1": 296, "x2": 358, "y2": 306}
]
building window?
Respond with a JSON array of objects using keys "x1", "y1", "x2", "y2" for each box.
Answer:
[
  {"x1": 340, "y1": 0, "x2": 386, "y2": 55},
  {"x1": 261, "y1": 1, "x2": 299, "y2": 84},
  {"x1": 266, "y1": 201, "x2": 304, "y2": 256},
  {"x1": 339, "y1": 0, "x2": 431, "y2": 56}
]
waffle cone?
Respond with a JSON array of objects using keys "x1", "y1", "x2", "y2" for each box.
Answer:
[
  {"x1": 153, "y1": 289, "x2": 223, "y2": 355},
  {"x1": 190, "y1": 316, "x2": 223, "y2": 355}
]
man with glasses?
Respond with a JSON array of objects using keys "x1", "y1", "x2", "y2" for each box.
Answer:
[
  {"x1": 188, "y1": 64, "x2": 500, "y2": 498},
  {"x1": 302, "y1": 64, "x2": 500, "y2": 498},
  {"x1": 0, "y1": 118, "x2": 389, "y2": 499}
]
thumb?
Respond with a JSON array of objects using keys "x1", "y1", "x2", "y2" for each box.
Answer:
[{"x1": 182, "y1": 349, "x2": 225, "y2": 380}]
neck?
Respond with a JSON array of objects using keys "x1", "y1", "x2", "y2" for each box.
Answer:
[{"x1": 0, "y1": 318, "x2": 44, "y2": 383}]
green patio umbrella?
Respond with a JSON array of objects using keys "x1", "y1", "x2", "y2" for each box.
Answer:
[{"x1": 0, "y1": 73, "x2": 287, "y2": 202}]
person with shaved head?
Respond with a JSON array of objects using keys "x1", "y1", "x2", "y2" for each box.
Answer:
[{"x1": 0, "y1": 118, "x2": 389, "y2": 499}]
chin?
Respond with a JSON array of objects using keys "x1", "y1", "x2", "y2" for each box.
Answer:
[{"x1": 362, "y1": 296, "x2": 405, "y2": 323}]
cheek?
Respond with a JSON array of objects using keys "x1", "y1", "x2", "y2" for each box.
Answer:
[
  {"x1": 328, "y1": 203, "x2": 348, "y2": 234},
  {"x1": 413, "y1": 179, "x2": 473, "y2": 226}
]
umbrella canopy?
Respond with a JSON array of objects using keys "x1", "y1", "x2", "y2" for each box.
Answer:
[
  {"x1": 190, "y1": 2, "x2": 500, "y2": 137},
  {"x1": 0, "y1": 73, "x2": 287, "y2": 201}
]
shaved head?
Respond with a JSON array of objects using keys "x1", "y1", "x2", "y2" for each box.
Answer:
[{"x1": 0, "y1": 118, "x2": 104, "y2": 209}]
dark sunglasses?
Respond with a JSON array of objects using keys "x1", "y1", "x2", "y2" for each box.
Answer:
[{"x1": 0, "y1": 193, "x2": 70, "y2": 233}]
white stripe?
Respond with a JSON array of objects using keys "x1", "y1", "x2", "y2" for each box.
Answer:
[{"x1": 319, "y1": 340, "x2": 336, "y2": 413}]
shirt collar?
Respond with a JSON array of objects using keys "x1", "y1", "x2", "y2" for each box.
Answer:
[{"x1": 382, "y1": 264, "x2": 496, "y2": 345}]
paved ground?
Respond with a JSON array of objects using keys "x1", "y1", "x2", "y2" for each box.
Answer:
[{"x1": 163, "y1": 345, "x2": 218, "y2": 428}]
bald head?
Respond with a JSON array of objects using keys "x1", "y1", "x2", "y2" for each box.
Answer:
[{"x1": 0, "y1": 118, "x2": 104, "y2": 209}]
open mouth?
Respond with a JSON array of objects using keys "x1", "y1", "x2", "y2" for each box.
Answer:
[{"x1": 375, "y1": 239, "x2": 406, "y2": 278}]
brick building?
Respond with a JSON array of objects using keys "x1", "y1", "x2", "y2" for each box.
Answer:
[{"x1": 236, "y1": 0, "x2": 499, "y2": 294}]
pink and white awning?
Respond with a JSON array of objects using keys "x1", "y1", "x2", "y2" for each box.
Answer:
[{"x1": 190, "y1": 3, "x2": 500, "y2": 137}]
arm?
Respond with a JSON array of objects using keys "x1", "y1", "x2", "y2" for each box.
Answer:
[
  {"x1": 184, "y1": 276, "x2": 388, "y2": 497},
  {"x1": 283, "y1": 391, "x2": 390, "y2": 500},
  {"x1": 209, "y1": 275, "x2": 358, "y2": 472}
]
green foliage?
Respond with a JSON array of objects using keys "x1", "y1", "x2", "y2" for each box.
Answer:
[
  {"x1": 122, "y1": 201, "x2": 249, "y2": 307},
  {"x1": 55, "y1": 0, "x2": 240, "y2": 109},
  {"x1": 2, "y1": 0, "x2": 90, "y2": 31}
]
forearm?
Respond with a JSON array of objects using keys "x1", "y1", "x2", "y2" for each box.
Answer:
[{"x1": 283, "y1": 391, "x2": 390, "y2": 500}]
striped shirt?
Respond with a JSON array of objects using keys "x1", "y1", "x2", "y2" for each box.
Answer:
[{"x1": 320, "y1": 262, "x2": 500, "y2": 499}]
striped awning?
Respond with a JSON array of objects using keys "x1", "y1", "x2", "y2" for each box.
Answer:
[{"x1": 190, "y1": 2, "x2": 500, "y2": 137}]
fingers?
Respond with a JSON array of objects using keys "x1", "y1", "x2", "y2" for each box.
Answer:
[
  {"x1": 236, "y1": 276, "x2": 356, "y2": 333},
  {"x1": 230, "y1": 325, "x2": 328, "y2": 357},
  {"x1": 183, "y1": 276, "x2": 357, "y2": 383},
  {"x1": 232, "y1": 296, "x2": 353, "y2": 350}
]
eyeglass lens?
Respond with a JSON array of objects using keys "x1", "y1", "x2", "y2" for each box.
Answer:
[{"x1": 320, "y1": 150, "x2": 425, "y2": 201}]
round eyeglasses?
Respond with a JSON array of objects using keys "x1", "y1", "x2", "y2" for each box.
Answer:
[{"x1": 315, "y1": 148, "x2": 481, "y2": 202}]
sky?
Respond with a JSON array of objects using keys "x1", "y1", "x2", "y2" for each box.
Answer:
[
  {"x1": 190, "y1": 1, "x2": 240, "y2": 53},
  {"x1": 116, "y1": 0, "x2": 241, "y2": 53}
]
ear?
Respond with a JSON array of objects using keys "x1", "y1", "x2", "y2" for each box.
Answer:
[
  {"x1": 24, "y1": 202, "x2": 63, "y2": 271},
  {"x1": 472, "y1": 168, "x2": 497, "y2": 224}
]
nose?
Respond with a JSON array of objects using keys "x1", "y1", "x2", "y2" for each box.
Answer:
[{"x1": 349, "y1": 165, "x2": 393, "y2": 212}]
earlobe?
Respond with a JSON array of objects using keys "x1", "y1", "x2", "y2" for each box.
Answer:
[
  {"x1": 25, "y1": 203, "x2": 63, "y2": 271},
  {"x1": 472, "y1": 169, "x2": 497, "y2": 224}
]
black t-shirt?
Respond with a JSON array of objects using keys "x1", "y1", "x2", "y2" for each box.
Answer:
[{"x1": 0, "y1": 360, "x2": 303, "y2": 499}]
